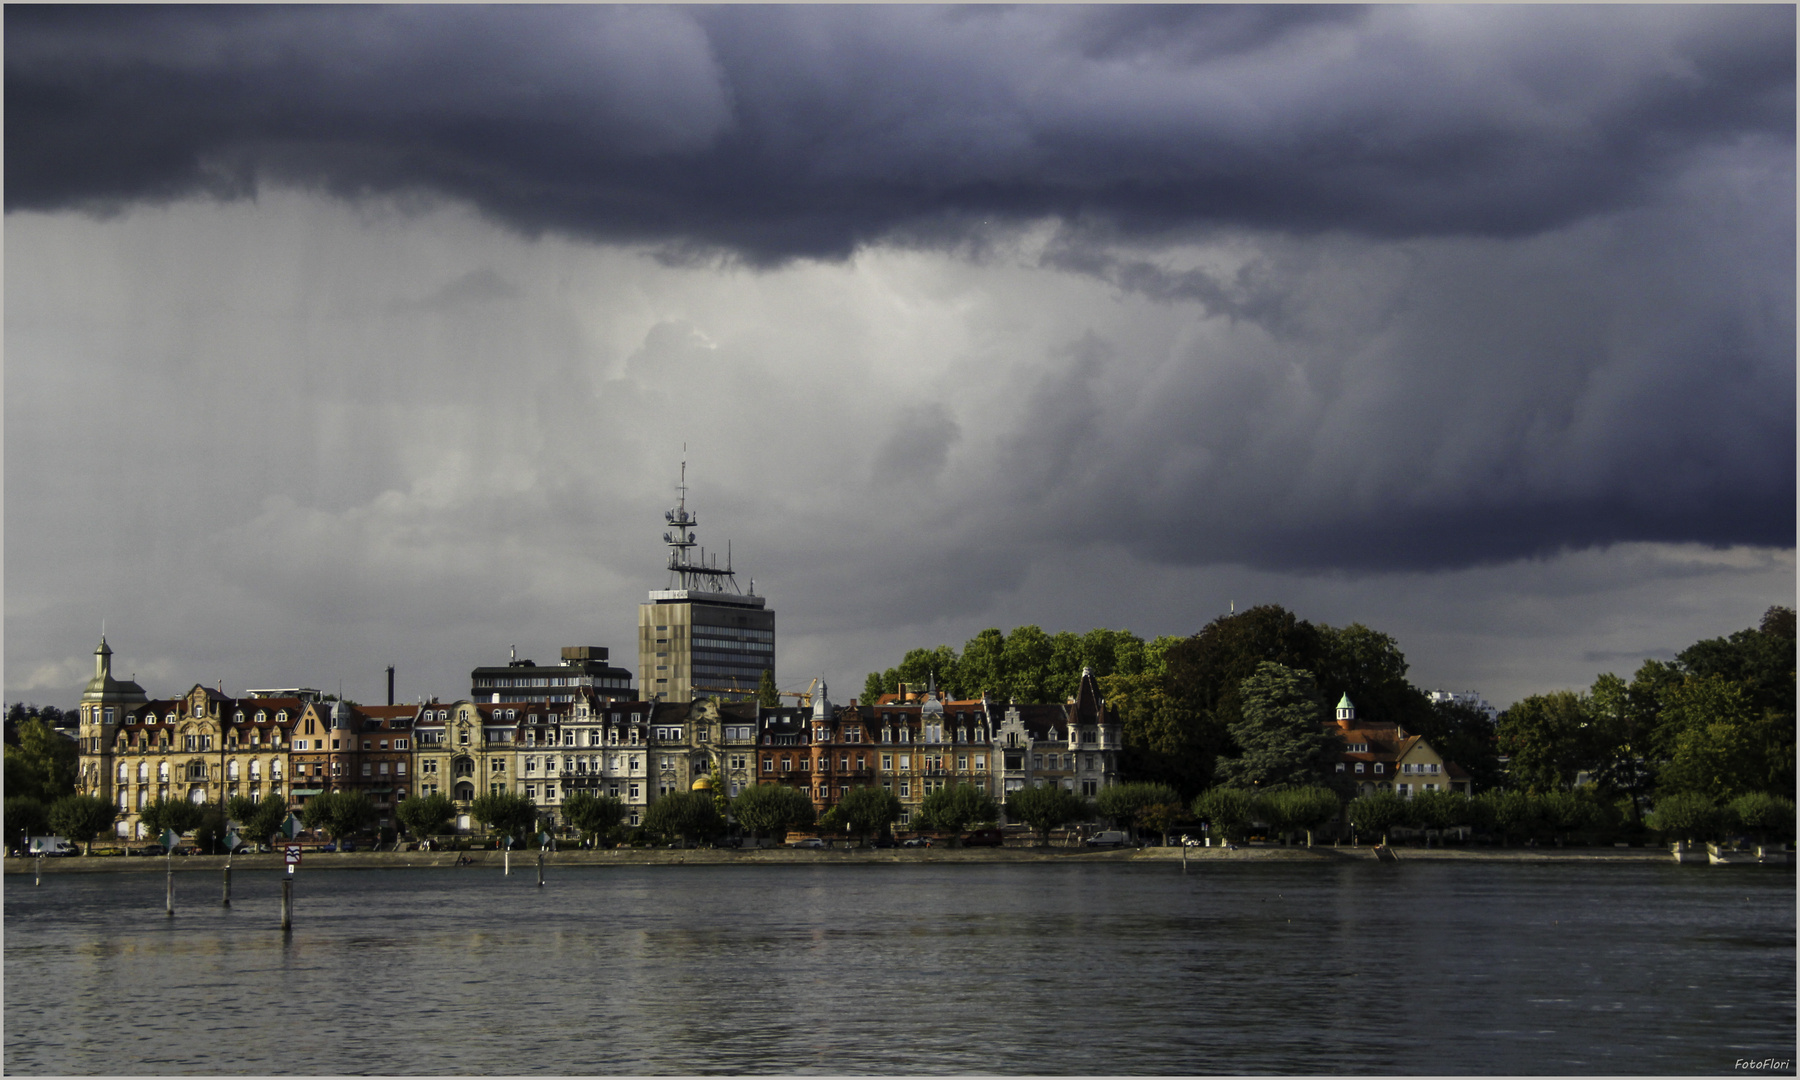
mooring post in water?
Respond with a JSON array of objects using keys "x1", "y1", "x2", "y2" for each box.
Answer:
[
  {"x1": 505, "y1": 848, "x2": 511, "y2": 876},
  {"x1": 222, "y1": 862, "x2": 231, "y2": 907},
  {"x1": 166, "y1": 851, "x2": 175, "y2": 916},
  {"x1": 281, "y1": 867, "x2": 293, "y2": 931},
  {"x1": 537, "y1": 851, "x2": 544, "y2": 887}
]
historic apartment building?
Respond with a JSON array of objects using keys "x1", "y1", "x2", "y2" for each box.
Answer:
[{"x1": 70, "y1": 636, "x2": 1125, "y2": 842}]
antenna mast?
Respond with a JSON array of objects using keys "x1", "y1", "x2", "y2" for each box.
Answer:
[{"x1": 662, "y1": 456, "x2": 743, "y2": 595}]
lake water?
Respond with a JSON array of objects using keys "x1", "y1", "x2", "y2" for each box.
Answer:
[{"x1": 5, "y1": 860, "x2": 1793, "y2": 1075}]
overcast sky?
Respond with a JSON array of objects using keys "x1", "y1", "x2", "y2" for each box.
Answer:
[{"x1": 6, "y1": 5, "x2": 1793, "y2": 712}]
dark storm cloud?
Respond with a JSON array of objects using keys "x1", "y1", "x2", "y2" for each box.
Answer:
[{"x1": 6, "y1": 5, "x2": 1792, "y2": 261}]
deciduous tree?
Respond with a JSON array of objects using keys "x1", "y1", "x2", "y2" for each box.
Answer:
[
  {"x1": 917, "y1": 783, "x2": 998, "y2": 840},
  {"x1": 730, "y1": 783, "x2": 815, "y2": 841},
  {"x1": 1095, "y1": 781, "x2": 1182, "y2": 840},
  {"x1": 1647, "y1": 791, "x2": 1721, "y2": 842},
  {"x1": 561, "y1": 791, "x2": 626, "y2": 845},
  {"x1": 1191, "y1": 786, "x2": 1257, "y2": 843},
  {"x1": 835, "y1": 784, "x2": 901, "y2": 846},
  {"x1": 1215, "y1": 662, "x2": 1341, "y2": 789},
  {"x1": 396, "y1": 793, "x2": 456, "y2": 841},
  {"x1": 468, "y1": 791, "x2": 540, "y2": 844},
  {"x1": 140, "y1": 795, "x2": 204, "y2": 840},
  {"x1": 642, "y1": 790, "x2": 724, "y2": 846},
  {"x1": 1347, "y1": 791, "x2": 1407, "y2": 845},
  {"x1": 1006, "y1": 784, "x2": 1088, "y2": 846},
  {"x1": 1498, "y1": 691, "x2": 1593, "y2": 793},
  {"x1": 47, "y1": 794, "x2": 117, "y2": 854},
  {"x1": 4, "y1": 717, "x2": 78, "y2": 803},
  {"x1": 1259, "y1": 786, "x2": 1343, "y2": 846},
  {"x1": 5, "y1": 796, "x2": 49, "y2": 849}
]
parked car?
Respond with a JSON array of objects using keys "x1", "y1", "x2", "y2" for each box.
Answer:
[
  {"x1": 870, "y1": 836, "x2": 898, "y2": 849},
  {"x1": 1085, "y1": 830, "x2": 1129, "y2": 848},
  {"x1": 789, "y1": 837, "x2": 825, "y2": 849},
  {"x1": 900, "y1": 837, "x2": 933, "y2": 848},
  {"x1": 338, "y1": 841, "x2": 357, "y2": 853},
  {"x1": 962, "y1": 829, "x2": 1006, "y2": 848}
]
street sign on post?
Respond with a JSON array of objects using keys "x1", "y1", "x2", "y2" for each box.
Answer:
[
  {"x1": 160, "y1": 828, "x2": 180, "y2": 852},
  {"x1": 282, "y1": 814, "x2": 303, "y2": 839},
  {"x1": 284, "y1": 845, "x2": 302, "y2": 866}
]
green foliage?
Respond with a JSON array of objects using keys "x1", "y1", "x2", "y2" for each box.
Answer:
[
  {"x1": 1259, "y1": 786, "x2": 1343, "y2": 844},
  {"x1": 224, "y1": 795, "x2": 258, "y2": 826},
  {"x1": 1647, "y1": 791, "x2": 1722, "y2": 842},
  {"x1": 561, "y1": 791, "x2": 626, "y2": 844},
  {"x1": 1655, "y1": 675, "x2": 1765, "y2": 800},
  {"x1": 47, "y1": 794, "x2": 118, "y2": 854},
  {"x1": 300, "y1": 790, "x2": 377, "y2": 841},
  {"x1": 916, "y1": 783, "x2": 998, "y2": 837},
  {"x1": 468, "y1": 791, "x2": 540, "y2": 842},
  {"x1": 241, "y1": 797, "x2": 289, "y2": 845},
  {"x1": 5, "y1": 796, "x2": 49, "y2": 847},
  {"x1": 4, "y1": 717, "x2": 79, "y2": 804},
  {"x1": 863, "y1": 626, "x2": 1167, "y2": 705},
  {"x1": 1405, "y1": 789, "x2": 1471, "y2": 832},
  {"x1": 396, "y1": 792, "x2": 457, "y2": 839},
  {"x1": 757, "y1": 669, "x2": 780, "y2": 709},
  {"x1": 188, "y1": 801, "x2": 232, "y2": 854},
  {"x1": 1476, "y1": 790, "x2": 1539, "y2": 845},
  {"x1": 1498, "y1": 691, "x2": 1593, "y2": 793},
  {"x1": 642, "y1": 790, "x2": 724, "y2": 845},
  {"x1": 1215, "y1": 662, "x2": 1341, "y2": 789},
  {"x1": 1191, "y1": 786, "x2": 1257, "y2": 842},
  {"x1": 729, "y1": 783, "x2": 816, "y2": 839},
  {"x1": 1006, "y1": 784, "x2": 1089, "y2": 845},
  {"x1": 835, "y1": 785, "x2": 901, "y2": 844},
  {"x1": 1726, "y1": 792, "x2": 1796, "y2": 844},
  {"x1": 1346, "y1": 791, "x2": 1407, "y2": 844},
  {"x1": 140, "y1": 795, "x2": 204, "y2": 839},
  {"x1": 1095, "y1": 781, "x2": 1182, "y2": 837},
  {"x1": 1535, "y1": 789, "x2": 1595, "y2": 843}
]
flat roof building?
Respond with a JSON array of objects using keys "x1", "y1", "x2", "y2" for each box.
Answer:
[{"x1": 472, "y1": 645, "x2": 637, "y2": 705}]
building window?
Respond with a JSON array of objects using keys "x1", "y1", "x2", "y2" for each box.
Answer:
[
  {"x1": 362, "y1": 762, "x2": 373, "y2": 776},
  {"x1": 900, "y1": 781, "x2": 910, "y2": 797},
  {"x1": 1355, "y1": 763, "x2": 1365, "y2": 774}
]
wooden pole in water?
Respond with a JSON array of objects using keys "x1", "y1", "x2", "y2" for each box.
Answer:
[
  {"x1": 281, "y1": 868, "x2": 293, "y2": 931},
  {"x1": 504, "y1": 848, "x2": 510, "y2": 876},
  {"x1": 35, "y1": 853, "x2": 43, "y2": 886},
  {"x1": 222, "y1": 862, "x2": 231, "y2": 906},
  {"x1": 537, "y1": 851, "x2": 544, "y2": 887},
  {"x1": 166, "y1": 850, "x2": 174, "y2": 916}
]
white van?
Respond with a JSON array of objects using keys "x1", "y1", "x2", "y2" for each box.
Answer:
[
  {"x1": 1085, "y1": 830, "x2": 1129, "y2": 848},
  {"x1": 26, "y1": 836, "x2": 78, "y2": 856}
]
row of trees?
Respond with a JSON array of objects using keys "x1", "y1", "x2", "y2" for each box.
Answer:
[
  {"x1": 861, "y1": 627, "x2": 1186, "y2": 707},
  {"x1": 863, "y1": 607, "x2": 1503, "y2": 800},
  {"x1": 1499, "y1": 606, "x2": 1795, "y2": 813}
]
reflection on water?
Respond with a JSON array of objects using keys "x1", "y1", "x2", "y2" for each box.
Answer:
[{"x1": 5, "y1": 861, "x2": 1793, "y2": 1074}]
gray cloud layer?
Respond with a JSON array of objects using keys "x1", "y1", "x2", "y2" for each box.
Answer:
[
  {"x1": 4, "y1": 7, "x2": 1794, "y2": 707},
  {"x1": 8, "y1": 6, "x2": 1791, "y2": 254}
]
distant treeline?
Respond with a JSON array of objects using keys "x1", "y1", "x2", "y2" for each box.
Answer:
[{"x1": 863, "y1": 604, "x2": 1797, "y2": 809}]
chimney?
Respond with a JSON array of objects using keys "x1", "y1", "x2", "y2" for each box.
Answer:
[{"x1": 386, "y1": 665, "x2": 395, "y2": 706}]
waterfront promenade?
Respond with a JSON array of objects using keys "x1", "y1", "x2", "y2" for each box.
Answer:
[{"x1": 3, "y1": 842, "x2": 1684, "y2": 874}]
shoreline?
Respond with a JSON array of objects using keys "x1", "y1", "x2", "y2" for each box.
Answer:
[{"x1": 1, "y1": 843, "x2": 1708, "y2": 874}]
